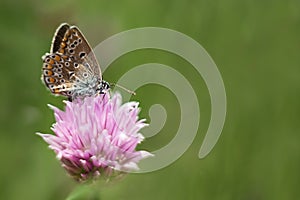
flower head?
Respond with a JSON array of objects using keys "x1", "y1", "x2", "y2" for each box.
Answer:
[{"x1": 37, "y1": 93, "x2": 152, "y2": 182}]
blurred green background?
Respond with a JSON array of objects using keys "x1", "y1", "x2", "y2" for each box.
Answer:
[{"x1": 0, "y1": 0, "x2": 299, "y2": 199}]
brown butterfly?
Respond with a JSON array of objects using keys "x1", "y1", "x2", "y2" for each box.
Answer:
[{"x1": 41, "y1": 23, "x2": 110, "y2": 100}]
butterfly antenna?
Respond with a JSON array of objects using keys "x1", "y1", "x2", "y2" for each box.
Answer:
[{"x1": 110, "y1": 83, "x2": 136, "y2": 95}]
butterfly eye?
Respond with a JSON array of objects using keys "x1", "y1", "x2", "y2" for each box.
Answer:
[
  {"x1": 65, "y1": 62, "x2": 70, "y2": 67},
  {"x1": 74, "y1": 63, "x2": 79, "y2": 68},
  {"x1": 58, "y1": 74, "x2": 63, "y2": 78},
  {"x1": 60, "y1": 79, "x2": 65, "y2": 83},
  {"x1": 69, "y1": 49, "x2": 74, "y2": 54}
]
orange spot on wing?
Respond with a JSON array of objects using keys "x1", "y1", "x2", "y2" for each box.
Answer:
[
  {"x1": 54, "y1": 55, "x2": 61, "y2": 61},
  {"x1": 47, "y1": 70, "x2": 53, "y2": 76},
  {"x1": 63, "y1": 31, "x2": 70, "y2": 41},
  {"x1": 44, "y1": 64, "x2": 53, "y2": 69},
  {"x1": 62, "y1": 36, "x2": 67, "y2": 42},
  {"x1": 49, "y1": 59, "x2": 55, "y2": 65},
  {"x1": 49, "y1": 77, "x2": 55, "y2": 83},
  {"x1": 54, "y1": 89, "x2": 60, "y2": 93},
  {"x1": 60, "y1": 42, "x2": 66, "y2": 48}
]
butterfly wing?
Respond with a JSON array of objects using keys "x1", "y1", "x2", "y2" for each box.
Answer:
[
  {"x1": 50, "y1": 23, "x2": 102, "y2": 77},
  {"x1": 42, "y1": 23, "x2": 102, "y2": 97}
]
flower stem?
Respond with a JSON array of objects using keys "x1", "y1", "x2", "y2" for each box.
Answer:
[{"x1": 66, "y1": 184, "x2": 100, "y2": 200}]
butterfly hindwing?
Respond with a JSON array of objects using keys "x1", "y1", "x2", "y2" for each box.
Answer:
[{"x1": 42, "y1": 52, "x2": 77, "y2": 96}]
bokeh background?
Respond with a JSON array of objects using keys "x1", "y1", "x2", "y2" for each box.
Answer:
[{"x1": 1, "y1": 0, "x2": 299, "y2": 199}]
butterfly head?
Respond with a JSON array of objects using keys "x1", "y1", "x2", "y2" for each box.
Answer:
[{"x1": 97, "y1": 80, "x2": 110, "y2": 94}]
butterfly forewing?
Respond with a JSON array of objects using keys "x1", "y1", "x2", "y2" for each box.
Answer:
[
  {"x1": 51, "y1": 23, "x2": 70, "y2": 53},
  {"x1": 51, "y1": 23, "x2": 101, "y2": 77},
  {"x1": 42, "y1": 23, "x2": 103, "y2": 98},
  {"x1": 69, "y1": 26, "x2": 102, "y2": 77}
]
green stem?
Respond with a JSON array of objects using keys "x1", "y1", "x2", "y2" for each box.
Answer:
[{"x1": 66, "y1": 184, "x2": 100, "y2": 200}]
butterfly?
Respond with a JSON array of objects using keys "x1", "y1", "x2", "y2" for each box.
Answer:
[{"x1": 41, "y1": 23, "x2": 110, "y2": 100}]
